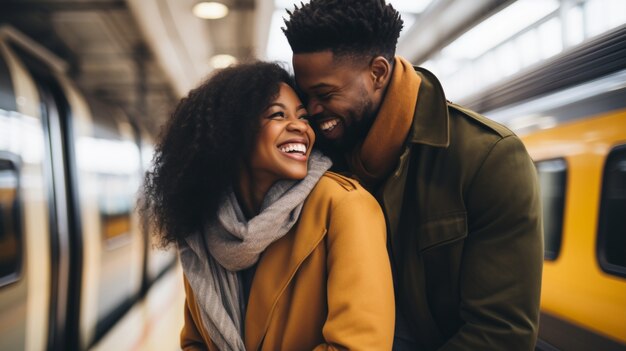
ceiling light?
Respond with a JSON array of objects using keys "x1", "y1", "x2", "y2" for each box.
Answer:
[
  {"x1": 210, "y1": 54, "x2": 237, "y2": 69},
  {"x1": 193, "y1": 2, "x2": 229, "y2": 19}
]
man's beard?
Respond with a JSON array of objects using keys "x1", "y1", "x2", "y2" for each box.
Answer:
[{"x1": 315, "y1": 100, "x2": 376, "y2": 157}]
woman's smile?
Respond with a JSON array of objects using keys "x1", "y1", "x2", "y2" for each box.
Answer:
[{"x1": 277, "y1": 138, "x2": 309, "y2": 162}]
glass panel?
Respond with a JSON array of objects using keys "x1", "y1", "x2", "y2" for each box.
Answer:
[
  {"x1": 0, "y1": 159, "x2": 21, "y2": 286},
  {"x1": 387, "y1": 0, "x2": 433, "y2": 13},
  {"x1": 538, "y1": 17, "x2": 563, "y2": 60},
  {"x1": 606, "y1": 0, "x2": 626, "y2": 29},
  {"x1": 598, "y1": 146, "x2": 626, "y2": 277},
  {"x1": 441, "y1": 0, "x2": 559, "y2": 61},
  {"x1": 495, "y1": 41, "x2": 520, "y2": 77},
  {"x1": 99, "y1": 173, "x2": 132, "y2": 247},
  {"x1": 585, "y1": 0, "x2": 607, "y2": 37},
  {"x1": 536, "y1": 159, "x2": 567, "y2": 260},
  {"x1": 516, "y1": 29, "x2": 540, "y2": 69},
  {"x1": 478, "y1": 51, "x2": 498, "y2": 87},
  {"x1": 583, "y1": 0, "x2": 626, "y2": 41},
  {"x1": 566, "y1": 5, "x2": 585, "y2": 47}
]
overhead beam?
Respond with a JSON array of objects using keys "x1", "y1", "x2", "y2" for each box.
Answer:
[
  {"x1": 397, "y1": 0, "x2": 514, "y2": 64},
  {"x1": 0, "y1": 1, "x2": 127, "y2": 12}
]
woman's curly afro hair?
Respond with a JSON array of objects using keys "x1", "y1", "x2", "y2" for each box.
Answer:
[
  {"x1": 141, "y1": 61, "x2": 294, "y2": 247},
  {"x1": 282, "y1": 0, "x2": 403, "y2": 62}
]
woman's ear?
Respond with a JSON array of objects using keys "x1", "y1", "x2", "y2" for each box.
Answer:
[{"x1": 370, "y1": 56, "x2": 391, "y2": 90}]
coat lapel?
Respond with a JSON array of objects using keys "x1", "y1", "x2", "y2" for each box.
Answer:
[
  {"x1": 379, "y1": 66, "x2": 449, "y2": 347},
  {"x1": 379, "y1": 146, "x2": 411, "y2": 241},
  {"x1": 380, "y1": 65, "x2": 450, "y2": 243},
  {"x1": 244, "y1": 218, "x2": 327, "y2": 351}
]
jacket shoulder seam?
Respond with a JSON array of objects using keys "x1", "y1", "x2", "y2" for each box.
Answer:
[
  {"x1": 447, "y1": 102, "x2": 514, "y2": 138},
  {"x1": 322, "y1": 171, "x2": 359, "y2": 191}
]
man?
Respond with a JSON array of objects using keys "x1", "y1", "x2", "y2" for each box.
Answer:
[{"x1": 282, "y1": 1, "x2": 543, "y2": 350}]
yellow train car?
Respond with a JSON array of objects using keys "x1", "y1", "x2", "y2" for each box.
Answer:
[
  {"x1": 469, "y1": 25, "x2": 626, "y2": 350},
  {"x1": 525, "y1": 111, "x2": 626, "y2": 350}
]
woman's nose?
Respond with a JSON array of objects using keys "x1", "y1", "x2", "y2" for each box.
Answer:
[{"x1": 287, "y1": 118, "x2": 308, "y2": 133}]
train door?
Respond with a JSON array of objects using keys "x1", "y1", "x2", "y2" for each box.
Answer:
[
  {"x1": 28, "y1": 50, "x2": 147, "y2": 349},
  {"x1": 71, "y1": 97, "x2": 146, "y2": 348},
  {"x1": 0, "y1": 38, "x2": 54, "y2": 351},
  {"x1": 0, "y1": 28, "x2": 146, "y2": 350}
]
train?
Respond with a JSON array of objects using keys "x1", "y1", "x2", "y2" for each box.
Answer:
[
  {"x1": 1, "y1": 22, "x2": 625, "y2": 351},
  {"x1": 0, "y1": 26, "x2": 177, "y2": 350},
  {"x1": 467, "y1": 24, "x2": 626, "y2": 350}
]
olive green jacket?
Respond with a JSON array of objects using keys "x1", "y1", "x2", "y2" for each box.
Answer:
[{"x1": 376, "y1": 67, "x2": 543, "y2": 350}]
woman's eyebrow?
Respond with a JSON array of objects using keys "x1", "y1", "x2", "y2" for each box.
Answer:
[
  {"x1": 266, "y1": 102, "x2": 306, "y2": 111},
  {"x1": 266, "y1": 102, "x2": 286, "y2": 109}
]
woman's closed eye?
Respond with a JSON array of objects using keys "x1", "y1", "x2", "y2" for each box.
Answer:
[
  {"x1": 267, "y1": 111, "x2": 310, "y2": 123},
  {"x1": 268, "y1": 111, "x2": 286, "y2": 119}
]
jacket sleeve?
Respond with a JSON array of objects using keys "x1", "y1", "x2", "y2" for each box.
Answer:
[
  {"x1": 314, "y1": 189, "x2": 395, "y2": 351},
  {"x1": 441, "y1": 135, "x2": 543, "y2": 350},
  {"x1": 181, "y1": 276, "x2": 210, "y2": 351}
]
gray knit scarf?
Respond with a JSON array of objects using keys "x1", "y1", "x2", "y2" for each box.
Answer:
[{"x1": 178, "y1": 150, "x2": 331, "y2": 351}]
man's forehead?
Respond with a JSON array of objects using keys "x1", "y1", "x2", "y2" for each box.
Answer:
[
  {"x1": 293, "y1": 52, "x2": 349, "y2": 87},
  {"x1": 293, "y1": 50, "x2": 334, "y2": 62}
]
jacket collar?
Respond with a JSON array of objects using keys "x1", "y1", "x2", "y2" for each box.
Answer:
[
  {"x1": 408, "y1": 66, "x2": 450, "y2": 148},
  {"x1": 377, "y1": 66, "x2": 450, "y2": 237},
  {"x1": 347, "y1": 56, "x2": 420, "y2": 186}
]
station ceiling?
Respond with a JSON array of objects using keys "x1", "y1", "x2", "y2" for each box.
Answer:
[{"x1": 0, "y1": 0, "x2": 509, "y2": 135}]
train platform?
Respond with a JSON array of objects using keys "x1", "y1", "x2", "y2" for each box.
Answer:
[{"x1": 91, "y1": 263, "x2": 185, "y2": 351}]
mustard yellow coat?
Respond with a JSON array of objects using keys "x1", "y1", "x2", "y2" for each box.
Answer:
[{"x1": 180, "y1": 172, "x2": 395, "y2": 351}]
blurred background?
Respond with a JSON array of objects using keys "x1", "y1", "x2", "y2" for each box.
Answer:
[{"x1": 0, "y1": 0, "x2": 625, "y2": 350}]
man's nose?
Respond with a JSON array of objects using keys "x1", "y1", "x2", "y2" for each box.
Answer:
[{"x1": 307, "y1": 98, "x2": 323, "y2": 116}]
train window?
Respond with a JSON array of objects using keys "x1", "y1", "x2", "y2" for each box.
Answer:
[
  {"x1": 597, "y1": 146, "x2": 626, "y2": 278},
  {"x1": 0, "y1": 158, "x2": 22, "y2": 287},
  {"x1": 98, "y1": 174, "x2": 132, "y2": 248},
  {"x1": 536, "y1": 159, "x2": 567, "y2": 261}
]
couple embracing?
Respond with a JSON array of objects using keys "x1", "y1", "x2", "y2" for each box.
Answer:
[{"x1": 141, "y1": 1, "x2": 543, "y2": 350}]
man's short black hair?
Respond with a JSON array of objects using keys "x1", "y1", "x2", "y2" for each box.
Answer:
[{"x1": 282, "y1": 0, "x2": 403, "y2": 62}]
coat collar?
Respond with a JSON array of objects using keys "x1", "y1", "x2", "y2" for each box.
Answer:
[
  {"x1": 408, "y1": 66, "x2": 450, "y2": 148},
  {"x1": 377, "y1": 66, "x2": 450, "y2": 240}
]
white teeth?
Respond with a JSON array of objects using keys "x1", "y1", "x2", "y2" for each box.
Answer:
[
  {"x1": 278, "y1": 143, "x2": 307, "y2": 154},
  {"x1": 319, "y1": 119, "x2": 339, "y2": 132}
]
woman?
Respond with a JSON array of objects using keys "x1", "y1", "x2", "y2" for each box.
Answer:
[{"x1": 141, "y1": 62, "x2": 394, "y2": 351}]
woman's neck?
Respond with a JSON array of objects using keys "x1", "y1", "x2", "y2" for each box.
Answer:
[{"x1": 236, "y1": 168, "x2": 273, "y2": 219}]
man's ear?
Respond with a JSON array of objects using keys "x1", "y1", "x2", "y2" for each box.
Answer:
[{"x1": 370, "y1": 56, "x2": 391, "y2": 90}]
